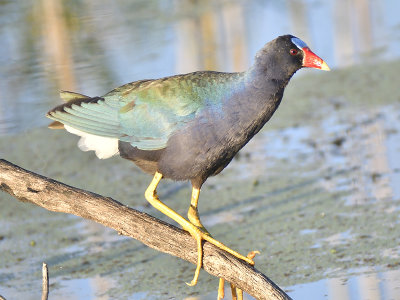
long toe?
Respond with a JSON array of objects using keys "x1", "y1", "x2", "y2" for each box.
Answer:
[
  {"x1": 182, "y1": 219, "x2": 254, "y2": 288},
  {"x1": 185, "y1": 230, "x2": 203, "y2": 287},
  {"x1": 201, "y1": 234, "x2": 255, "y2": 265},
  {"x1": 233, "y1": 251, "x2": 260, "y2": 300}
]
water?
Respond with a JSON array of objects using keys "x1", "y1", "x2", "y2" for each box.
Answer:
[
  {"x1": 1, "y1": 0, "x2": 400, "y2": 299},
  {"x1": 1, "y1": 0, "x2": 400, "y2": 134}
]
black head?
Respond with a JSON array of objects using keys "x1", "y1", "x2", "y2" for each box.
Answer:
[{"x1": 253, "y1": 35, "x2": 329, "y2": 79}]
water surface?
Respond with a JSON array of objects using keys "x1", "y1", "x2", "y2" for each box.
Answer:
[{"x1": 1, "y1": 0, "x2": 400, "y2": 299}]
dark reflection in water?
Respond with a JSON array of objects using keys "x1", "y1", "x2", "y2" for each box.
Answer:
[{"x1": 0, "y1": 0, "x2": 399, "y2": 134}]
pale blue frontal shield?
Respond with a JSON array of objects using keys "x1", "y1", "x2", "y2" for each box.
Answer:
[{"x1": 291, "y1": 37, "x2": 308, "y2": 50}]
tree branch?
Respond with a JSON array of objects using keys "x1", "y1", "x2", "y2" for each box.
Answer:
[
  {"x1": 42, "y1": 263, "x2": 49, "y2": 300},
  {"x1": 0, "y1": 159, "x2": 291, "y2": 300}
]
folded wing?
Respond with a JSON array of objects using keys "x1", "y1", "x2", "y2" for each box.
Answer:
[{"x1": 46, "y1": 77, "x2": 204, "y2": 154}]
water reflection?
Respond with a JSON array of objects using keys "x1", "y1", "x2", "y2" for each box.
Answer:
[
  {"x1": 1, "y1": 0, "x2": 400, "y2": 134},
  {"x1": 175, "y1": 0, "x2": 249, "y2": 73},
  {"x1": 193, "y1": 268, "x2": 400, "y2": 300},
  {"x1": 40, "y1": 0, "x2": 76, "y2": 91}
]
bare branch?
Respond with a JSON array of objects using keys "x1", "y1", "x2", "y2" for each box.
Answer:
[
  {"x1": 42, "y1": 263, "x2": 49, "y2": 300},
  {"x1": 0, "y1": 159, "x2": 292, "y2": 300}
]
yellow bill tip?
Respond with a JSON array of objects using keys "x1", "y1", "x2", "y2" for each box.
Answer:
[{"x1": 320, "y1": 61, "x2": 331, "y2": 71}]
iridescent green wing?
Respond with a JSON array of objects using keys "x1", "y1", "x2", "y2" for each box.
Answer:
[
  {"x1": 105, "y1": 75, "x2": 206, "y2": 150},
  {"x1": 47, "y1": 72, "x2": 241, "y2": 150}
]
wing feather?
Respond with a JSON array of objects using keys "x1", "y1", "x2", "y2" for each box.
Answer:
[{"x1": 46, "y1": 72, "x2": 233, "y2": 151}]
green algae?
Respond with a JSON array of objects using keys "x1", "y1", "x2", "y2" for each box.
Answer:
[
  {"x1": 268, "y1": 59, "x2": 400, "y2": 130},
  {"x1": 1, "y1": 60, "x2": 400, "y2": 299}
]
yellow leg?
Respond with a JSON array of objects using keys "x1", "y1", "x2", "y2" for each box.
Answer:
[
  {"x1": 230, "y1": 283, "x2": 238, "y2": 300},
  {"x1": 144, "y1": 172, "x2": 254, "y2": 287},
  {"x1": 218, "y1": 278, "x2": 225, "y2": 300},
  {"x1": 236, "y1": 287, "x2": 243, "y2": 300},
  {"x1": 233, "y1": 251, "x2": 260, "y2": 300},
  {"x1": 188, "y1": 187, "x2": 210, "y2": 234},
  {"x1": 189, "y1": 188, "x2": 227, "y2": 299}
]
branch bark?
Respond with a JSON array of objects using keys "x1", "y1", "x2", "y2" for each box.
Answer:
[
  {"x1": 41, "y1": 263, "x2": 49, "y2": 300},
  {"x1": 0, "y1": 159, "x2": 292, "y2": 300}
]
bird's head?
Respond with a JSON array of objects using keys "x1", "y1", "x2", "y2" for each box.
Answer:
[{"x1": 253, "y1": 35, "x2": 330, "y2": 79}]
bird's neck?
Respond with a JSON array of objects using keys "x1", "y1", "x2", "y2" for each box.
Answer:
[
  {"x1": 231, "y1": 67, "x2": 292, "y2": 117},
  {"x1": 245, "y1": 63, "x2": 295, "y2": 91},
  {"x1": 206, "y1": 70, "x2": 287, "y2": 156}
]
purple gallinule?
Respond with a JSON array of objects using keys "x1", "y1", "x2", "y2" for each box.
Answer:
[{"x1": 47, "y1": 34, "x2": 329, "y2": 293}]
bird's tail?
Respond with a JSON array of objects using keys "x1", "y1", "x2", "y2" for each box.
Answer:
[
  {"x1": 47, "y1": 91, "x2": 91, "y2": 129},
  {"x1": 46, "y1": 90, "x2": 120, "y2": 159}
]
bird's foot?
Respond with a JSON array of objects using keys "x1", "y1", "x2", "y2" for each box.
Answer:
[
  {"x1": 144, "y1": 174, "x2": 253, "y2": 289},
  {"x1": 182, "y1": 222, "x2": 254, "y2": 287},
  {"x1": 187, "y1": 205, "x2": 211, "y2": 236},
  {"x1": 221, "y1": 251, "x2": 260, "y2": 300}
]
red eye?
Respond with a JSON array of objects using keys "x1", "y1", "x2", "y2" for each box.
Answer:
[{"x1": 290, "y1": 48, "x2": 298, "y2": 55}]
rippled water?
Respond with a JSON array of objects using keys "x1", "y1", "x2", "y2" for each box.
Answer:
[
  {"x1": 1, "y1": 0, "x2": 400, "y2": 134},
  {"x1": 1, "y1": 1, "x2": 400, "y2": 299}
]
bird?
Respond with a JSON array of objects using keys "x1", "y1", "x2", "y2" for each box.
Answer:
[{"x1": 46, "y1": 34, "x2": 329, "y2": 294}]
